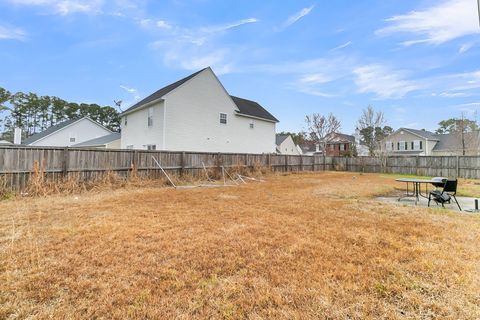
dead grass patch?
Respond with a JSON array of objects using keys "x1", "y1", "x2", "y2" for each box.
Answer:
[{"x1": 0, "y1": 172, "x2": 479, "y2": 319}]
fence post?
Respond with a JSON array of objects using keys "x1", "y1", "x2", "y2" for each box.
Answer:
[
  {"x1": 181, "y1": 151, "x2": 186, "y2": 176},
  {"x1": 62, "y1": 147, "x2": 69, "y2": 177},
  {"x1": 323, "y1": 155, "x2": 326, "y2": 171},
  {"x1": 245, "y1": 154, "x2": 249, "y2": 170},
  {"x1": 299, "y1": 155, "x2": 303, "y2": 172},
  {"x1": 285, "y1": 155, "x2": 288, "y2": 172},
  {"x1": 456, "y1": 155, "x2": 460, "y2": 178},
  {"x1": 267, "y1": 153, "x2": 271, "y2": 171},
  {"x1": 415, "y1": 156, "x2": 419, "y2": 176}
]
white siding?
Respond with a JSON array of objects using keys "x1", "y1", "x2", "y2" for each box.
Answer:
[
  {"x1": 121, "y1": 68, "x2": 276, "y2": 153},
  {"x1": 120, "y1": 101, "x2": 165, "y2": 150},
  {"x1": 29, "y1": 118, "x2": 112, "y2": 147},
  {"x1": 278, "y1": 136, "x2": 301, "y2": 155}
]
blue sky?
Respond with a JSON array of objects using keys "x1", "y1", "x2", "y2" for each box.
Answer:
[{"x1": 0, "y1": 0, "x2": 479, "y2": 134}]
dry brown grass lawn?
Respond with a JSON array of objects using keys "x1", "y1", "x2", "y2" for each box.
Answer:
[{"x1": 1, "y1": 172, "x2": 479, "y2": 319}]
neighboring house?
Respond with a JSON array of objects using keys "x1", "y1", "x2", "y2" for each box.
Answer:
[
  {"x1": 276, "y1": 134, "x2": 301, "y2": 155},
  {"x1": 381, "y1": 128, "x2": 480, "y2": 156},
  {"x1": 0, "y1": 140, "x2": 12, "y2": 146},
  {"x1": 299, "y1": 143, "x2": 321, "y2": 156},
  {"x1": 120, "y1": 67, "x2": 278, "y2": 153},
  {"x1": 71, "y1": 132, "x2": 121, "y2": 149},
  {"x1": 22, "y1": 117, "x2": 114, "y2": 147},
  {"x1": 353, "y1": 130, "x2": 369, "y2": 156},
  {"x1": 324, "y1": 132, "x2": 355, "y2": 156}
]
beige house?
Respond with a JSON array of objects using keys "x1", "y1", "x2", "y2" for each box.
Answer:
[{"x1": 381, "y1": 128, "x2": 480, "y2": 156}]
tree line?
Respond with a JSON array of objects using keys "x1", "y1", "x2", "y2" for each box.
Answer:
[{"x1": 0, "y1": 87, "x2": 120, "y2": 141}]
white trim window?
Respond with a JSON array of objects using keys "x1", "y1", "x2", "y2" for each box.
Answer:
[
  {"x1": 386, "y1": 141, "x2": 393, "y2": 151},
  {"x1": 146, "y1": 144, "x2": 156, "y2": 150},
  {"x1": 249, "y1": 120, "x2": 254, "y2": 129},
  {"x1": 147, "y1": 107, "x2": 154, "y2": 127},
  {"x1": 413, "y1": 140, "x2": 422, "y2": 150},
  {"x1": 399, "y1": 141, "x2": 406, "y2": 151},
  {"x1": 126, "y1": 145, "x2": 134, "y2": 149},
  {"x1": 340, "y1": 144, "x2": 345, "y2": 151},
  {"x1": 219, "y1": 113, "x2": 227, "y2": 124}
]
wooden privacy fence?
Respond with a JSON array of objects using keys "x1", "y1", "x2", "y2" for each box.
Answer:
[{"x1": 1, "y1": 146, "x2": 480, "y2": 191}]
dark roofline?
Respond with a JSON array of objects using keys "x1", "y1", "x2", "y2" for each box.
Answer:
[
  {"x1": 121, "y1": 68, "x2": 208, "y2": 115},
  {"x1": 120, "y1": 67, "x2": 279, "y2": 123}
]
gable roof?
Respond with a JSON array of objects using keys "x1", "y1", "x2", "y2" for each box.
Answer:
[
  {"x1": 23, "y1": 118, "x2": 79, "y2": 145},
  {"x1": 72, "y1": 132, "x2": 121, "y2": 147},
  {"x1": 120, "y1": 67, "x2": 279, "y2": 123},
  {"x1": 399, "y1": 128, "x2": 439, "y2": 140},
  {"x1": 432, "y1": 131, "x2": 480, "y2": 151},
  {"x1": 275, "y1": 134, "x2": 290, "y2": 145},
  {"x1": 230, "y1": 96, "x2": 279, "y2": 122},
  {"x1": 22, "y1": 117, "x2": 112, "y2": 145},
  {"x1": 121, "y1": 68, "x2": 208, "y2": 115},
  {"x1": 326, "y1": 132, "x2": 355, "y2": 144}
]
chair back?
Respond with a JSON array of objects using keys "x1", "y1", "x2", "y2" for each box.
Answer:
[{"x1": 442, "y1": 179, "x2": 458, "y2": 193}]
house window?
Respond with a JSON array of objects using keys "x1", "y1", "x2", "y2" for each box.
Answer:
[
  {"x1": 340, "y1": 144, "x2": 345, "y2": 151},
  {"x1": 124, "y1": 116, "x2": 128, "y2": 126},
  {"x1": 70, "y1": 137, "x2": 75, "y2": 143},
  {"x1": 147, "y1": 144, "x2": 156, "y2": 150},
  {"x1": 249, "y1": 120, "x2": 254, "y2": 129},
  {"x1": 413, "y1": 140, "x2": 422, "y2": 150},
  {"x1": 399, "y1": 141, "x2": 406, "y2": 151},
  {"x1": 405, "y1": 141, "x2": 408, "y2": 150},
  {"x1": 220, "y1": 113, "x2": 227, "y2": 124},
  {"x1": 147, "y1": 107, "x2": 154, "y2": 127},
  {"x1": 386, "y1": 141, "x2": 392, "y2": 151},
  {"x1": 126, "y1": 145, "x2": 134, "y2": 149}
]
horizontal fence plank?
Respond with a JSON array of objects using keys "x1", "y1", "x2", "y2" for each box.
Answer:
[{"x1": 1, "y1": 146, "x2": 479, "y2": 191}]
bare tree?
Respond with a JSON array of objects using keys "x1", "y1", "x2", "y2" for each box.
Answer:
[
  {"x1": 356, "y1": 105, "x2": 391, "y2": 156},
  {"x1": 305, "y1": 113, "x2": 341, "y2": 155}
]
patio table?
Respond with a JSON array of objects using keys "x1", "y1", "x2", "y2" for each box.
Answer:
[{"x1": 395, "y1": 178, "x2": 439, "y2": 205}]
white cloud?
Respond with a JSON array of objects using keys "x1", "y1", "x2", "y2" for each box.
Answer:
[
  {"x1": 120, "y1": 85, "x2": 140, "y2": 100},
  {"x1": 0, "y1": 24, "x2": 27, "y2": 40},
  {"x1": 439, "y1": 91, "x2": 470, "y2": 98},
  {"x1": 156, "y1": 20, "x2": 172, "y2": 29},
  {"x1": 200, "y1": 18, "x2": 258, "y2": 33},
  {"x1": 331, "y1": 41, "x2": 352, "y2": 51},
  {"x1": 459, "y1": 43, "x2": 474, "y2": 54},
  {"x1": 282, "y1": 5, "x2": 314, "y2": 29},
  {"x1": 376, "y1": 0, "x2": 479, "y2": 45},
  {"x1": 147, "y1": 17, "x2": 258, "y2": 74},
  {"x1": 353, "y1": 64, "x2": 420, "y2": 99},
  {"x1": 8, "y1": 0, "x2": 104, "y2": 15},
  {"x1": 298, "y1": 73, "x2": 333, "y2": 85}
]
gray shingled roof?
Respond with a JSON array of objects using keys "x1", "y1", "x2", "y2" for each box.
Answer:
[
  {"x1": 231, "y1": 96, "x2": 279, "y2": 122},
  {"x1": 72, "y1": 132, "x2": 121, "y2": 147},
  {"x1": 23, "y1": 118, "x2": 80, "y2": 145},
  {"x1": 121, "y1": 68, "x2": 207, "y2": 115},
  {"x1": 401, "y1": 128, "x2": 439, "y2": 140},
  {"x1": 275, "y1": 134, "x2": 289, "y2": 145},
  {"x1": 432, "y1": 132, "x2": 479, "y2": 151},
  {"x1": 327, "y1": 132, "x2": 355, "y2": 144},
  {"x1": 120, "y1": 68, "x2": 279, "y2": 122}
]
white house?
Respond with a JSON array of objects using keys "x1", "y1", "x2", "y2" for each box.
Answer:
[
  {"x1": 276, "y1": 134, "x2": 301, "y2": 155},
  {"x1": 120, "y1": 67, "x2": 279, "y2": 153},
  {"x1": 22, "y1": 117, "x2": 114, "y2": 147}
]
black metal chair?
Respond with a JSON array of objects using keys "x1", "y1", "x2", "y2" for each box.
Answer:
[{"x1": 428, "y1": 179, "x2": 461, "y2": 211}]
